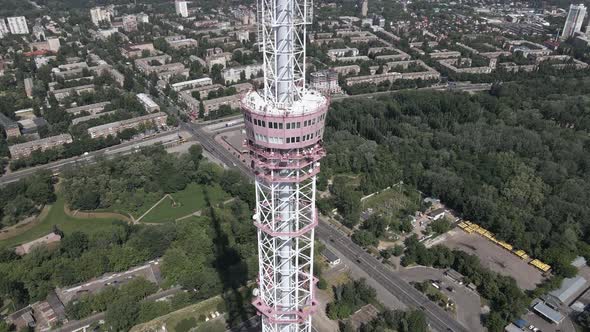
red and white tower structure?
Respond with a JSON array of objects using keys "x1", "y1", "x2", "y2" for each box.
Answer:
[{"x1": 241, "y1": 0, "x2": 328, "y2": 330}]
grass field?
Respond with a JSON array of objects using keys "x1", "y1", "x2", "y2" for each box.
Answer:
[
  {"x1": 0, "y1": 194, "x2": 121, "y2": 249},
  {"x1": 140, "y1": 183, "x2": 230, "y2": 223},
  {"x1": 361, "y1": 186, "x2": 421, "y2": 218},
  {"x1": 130, "y1": 295, "x2": 224, "y2": 332}
]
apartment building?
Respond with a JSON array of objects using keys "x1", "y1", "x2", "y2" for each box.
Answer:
[
  {"x1": 87, "y1": 112, "x2": 168, "y2": 139},
  {"x1": 7, "y1": 17, "x2": 29, "y2": 34},
  {"x1": 9, "y1": 134, "x2": 73, "y2": 159},
  {"x1": 202, "y1": 95, "x2": 241, "y2": 115},
  {"x1": 51, "y1": 85, "x2": 95, "y2": 101},
  {"x1": 0, "y1": 112, "x2": 21, "y2": 138},
  {"x1": 136, "y1": 93, "x2": 160, "y2": 112},
  {"x1": 222, "y1": 64, "x2": 263, "y2": 83},
  {"x1": 65, "y1": 102, "x2": 111, "y2": 116},
  {"x1": 171, "y1": 77, "x2": 213, "y2": 91}
]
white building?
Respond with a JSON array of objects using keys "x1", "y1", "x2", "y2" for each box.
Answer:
[
  {"x1": 137, "y1": 13, "x2": 149, "y2": 23},
  {"x1": 90, "y1": 7, "x2": 113, "y2": 26},
  {"x1": 7, "y1": 17, "x2": 29, "y2": 34},
  {"x1": 562, "y1": 4, "x2": 586, "y2": 39},
  {"x1": 0, "y1": 19, "x2": 8, "y2": 38},
  {"x1": 136, "y1": 93, "x2": 160, "y2": 112},
  {"x1": 175, "y1": 0, "x2": 189, "y2": 18},
  {"x1": 222, "y1": 64, "x2": 263, "y2": 83},
  {"x1": 171, "y1": 77, "x2": 213, "y2": 91}
]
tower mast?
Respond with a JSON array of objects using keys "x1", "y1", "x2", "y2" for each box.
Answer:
[{"x1": 242, "y1": 0, "x2": 328, "y2": 330}]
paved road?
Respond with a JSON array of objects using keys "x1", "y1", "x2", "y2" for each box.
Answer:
[
  {"x1": 318, "y1": 220, "x2": 468, "y2": 332},
  {"x1": 181, "y1": 122, "x2": 252, "y2": 177}
]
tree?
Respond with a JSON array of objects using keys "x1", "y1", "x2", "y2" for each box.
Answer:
[
  {"x1": 175, "y1": 318, "x2": 197, "y2": 332},
  {"x1": 352, "y1": 230, "x2": 378, "y2": 247},
  {"x1": 106, "y1": 297, "x2": 140, "y2": 331},
  {"x1": 0, "y1": 321, "x2": 13, "y2": 332},
  {"x1": 578, "y1": 309, "x2": 590, "y2": 329},
  {"x1": 76, "y1": 191, "x2": 100, "y2": 210},
  {"x1": 430, "y1": 218, "x2": 451, "y2": 235},
  {"x1": 61, "y1": 231, "x2": 89, "y2": 258},
  {"x1": 123, "y1": 71, "x2": 135, "y2": 91},
  {"x1": 392, "y1": 245, "x2": 404, "y2": 257},
  {"x1": 195, "y1": 321, "x2": 225, "y2": 332}
]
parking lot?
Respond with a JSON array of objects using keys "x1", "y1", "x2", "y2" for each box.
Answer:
[
  {"x1": 438, "y1": 229, "x2": 544, "y2": 290},
  {"x1": 522, "y1": 310, "x2": 576, "y2": 332},
  {"x1": 398, "y1": 266, "x2": 485, "y2": 332}
]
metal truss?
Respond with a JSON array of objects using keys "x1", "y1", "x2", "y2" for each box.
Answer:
[{"x1": 257, "y1": 0, "x2": 312, "y2": 108}]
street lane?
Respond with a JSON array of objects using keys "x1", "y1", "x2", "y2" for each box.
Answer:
[
  {"x1": 0, "y1": 130, "x2": 181, "y2": 186},
  {"x1": 317, "y1": 221, "x2": 468, "y2": 332}
]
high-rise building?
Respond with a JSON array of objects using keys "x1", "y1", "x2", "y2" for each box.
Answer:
[
  {"x1": 242, "y1": 0, "x2": 327, "y2": 331},
  {"x1": 0, "y1": 19, "x2": 9, "y2": 38},
  {"x1": 175, "y1": 0, "x2": 189, "y2": 18},
  {"x1": 7, "y1": 17, "x2": 29, "y2": 34},
  {"x1": 90, "y1": 7, "x2": 112, "y2": 26},
  {"x1": 562, "y1": 4, "x2": 586, "y2": 40}
]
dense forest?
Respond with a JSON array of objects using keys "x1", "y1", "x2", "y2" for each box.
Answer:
[
  {"x1": 0, "y1": 171, "x2": 55, "y2": 229},
  {"x1": 322, "y1": 76, "x2": 590, "y2": 277}
]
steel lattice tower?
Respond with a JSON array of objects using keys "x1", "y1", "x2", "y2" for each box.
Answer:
[{"x1": 241, "y1": 0, "x2": 328, "y2": 330}]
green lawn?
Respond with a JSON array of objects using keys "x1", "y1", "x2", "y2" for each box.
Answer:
[
  {"x1": 130, "y1": 295, "x2": 224, "y2": 332},
  {"x1": 140, "y1": 183, "x2": 230, "y2": 223},
  {"x1": 362, "y1": 186, "x2": 421, "y2": 218},
  {"x1": 0, "y1": 194, "x2": 121, "y2": 249}
]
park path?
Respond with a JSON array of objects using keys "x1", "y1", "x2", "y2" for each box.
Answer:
[
  {"x1": 135, "y1": 194, "x2": 174, "y2": 223},
  {"x1": 64, "y1": 205, "x2": 134, "y2": 223}
]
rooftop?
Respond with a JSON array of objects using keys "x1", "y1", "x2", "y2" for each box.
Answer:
[
  {"x1": 549, "y1": 276, "x2": 587, "y2": 303},
  {"x1": 242, "y1": 89, "x2": 328, "y2": 116},
  {"x1": 65, "y1": 101, "x2": 110, "y2": 114},
  {"x1": 322, "y1": 248, "x2": 339, "y2": 263},
  {"x1": 0, "y1": 112, "x2": 18, "y2": 129},
  {"x1": 88, "y1": 112, "x2": 166, "y2": 132},
  {"x1": 533, "y1": 302, "x2": 564, "y2": 323}
]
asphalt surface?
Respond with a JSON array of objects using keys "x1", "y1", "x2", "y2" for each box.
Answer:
[{"x1": 317, "y1": 221, "x2": 468, "y2": 332}]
